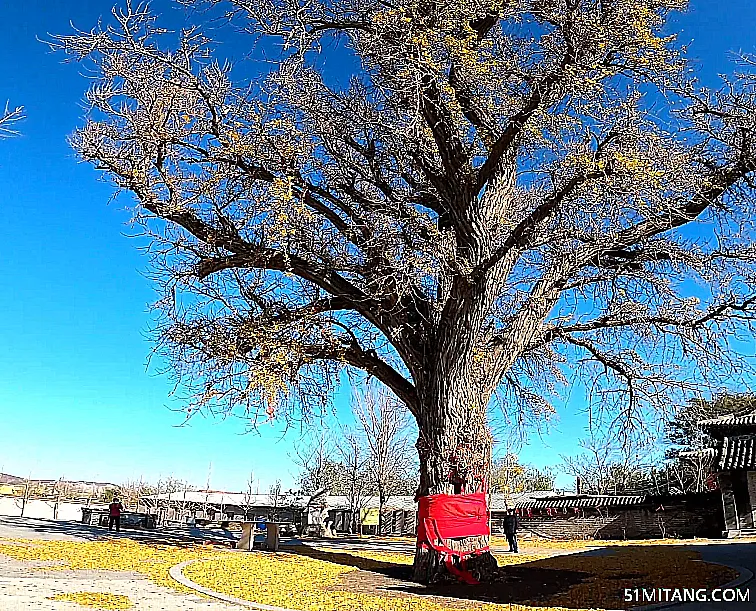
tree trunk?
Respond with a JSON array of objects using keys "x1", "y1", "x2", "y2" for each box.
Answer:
[
  {"x1": 411, "y1": 389, "x2": 498, "y2": 584},
  {"x1": 409, "y1": 181, "x2": 515, "y2": 584},
  {"x1": 378, "y1": 488, "x2": 385, "y2": 536}
]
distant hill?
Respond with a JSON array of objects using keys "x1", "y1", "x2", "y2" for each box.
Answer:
[
  {"x1": 0, "y1": 473, "x2": 24, "y2": 484},
  {"x1": 0, "y1": 473, "x2": 116, "y2": 489}
]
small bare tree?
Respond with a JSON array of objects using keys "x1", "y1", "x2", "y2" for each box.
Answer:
[
  {"x1": 353, "y1": 384, "x2": 415, "y2": 535},
  {"x1": 240, "y1": 471, "x2": 257, "y2": 519},
  {"x1": 293, "y1": 433, "x2": 339, "y2": 533},
  {"x1": 335, "y1": 429, "x2": 372, "y2": 535},
  {"x1": 118, "y1": 478, "x2": 158, "y2": 510},
  {"x1": 267, "y1": 479, "x2": 282, "y2": 521},
  {"x1": 561, "y1": 433, "x2": 654, "y2": 495},
  {"x1": 16, "y1": 476, "x2": 32, "y2": 518},
  {"x1": 293, "y1": 431, "x2": 342, "y2": 494}
]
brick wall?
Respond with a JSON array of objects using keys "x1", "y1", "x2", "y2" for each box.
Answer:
[
  {"x1": 371, "y1": 494, "x2": 724, "y2": 540},
  {"x1": 596, "y1": 505, "x2": 721, "y2": 539},
  {"x1": 492, "y1": 500, "x2": 722, "y2": 540},
  {"x1": 495, "y1": 514, "x2": 614, "y2": 539}
]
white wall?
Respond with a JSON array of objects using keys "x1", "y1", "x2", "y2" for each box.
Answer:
[{"x1": 0, "y1": 496, "x2": 108, "y2": 521}]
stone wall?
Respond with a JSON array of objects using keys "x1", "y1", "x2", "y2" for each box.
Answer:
[
  {"x1": 353, "y1": 496, "x2": 723, "y2": 540},
  {"x1": 492, "y1": 497, "x2": 723, "y2": 540}
]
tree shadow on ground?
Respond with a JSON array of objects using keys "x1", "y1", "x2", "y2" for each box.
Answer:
[
  {"x1": 288, "y1": 544, "x2": 412, "y2": 578},
  {"x1": 289, "y1": 544, "x2": 590, "y2": 607},
  {"x1": 289, "y1": 543, "x2": 747, "y2": 610},
  {"x1": 388, "y1": 565, "x2": 590, "y2": 607}
]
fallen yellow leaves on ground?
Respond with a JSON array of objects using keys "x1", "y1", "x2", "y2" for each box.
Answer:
[
  {"x1": 185, "y1": 545, "x2": 734, "y2": 611},
  {"x1": 183, "y1": 547, "x2": 599, "y2": 611},
  {"x1": 0, "y1": 537, "x2": 736, "y2": 611},
  {"x1": 525, "y1": 547, "x2": 738, "y2": 609},
  {"x1": 492, "y1": 536, "x2": 756, "y2": 549},
  {"x1": 47, "y1": 592, "x2": 132, "y2": 609},
  {"x1": 0, "y1": 538, "x2": 224, "y2": 594}
]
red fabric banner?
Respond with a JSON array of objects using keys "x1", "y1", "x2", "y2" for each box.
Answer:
[
  {"x1": 416, "y1": 492, "x2": 491, "y2": 584},
  {"x1": 417, "y1": 492, "x2": 490, "y2": 542}
]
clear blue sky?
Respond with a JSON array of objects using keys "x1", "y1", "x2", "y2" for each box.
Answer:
[{"x1": 0, "y1": 1, "x2": 754, "y2": 492}]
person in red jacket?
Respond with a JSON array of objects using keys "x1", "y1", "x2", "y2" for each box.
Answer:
[{"x1": 108, "y1": 497, "x2": 124, "y2": 532}]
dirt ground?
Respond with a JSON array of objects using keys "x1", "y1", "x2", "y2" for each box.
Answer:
[
  {"x1": 327, "y1": 561, "x2": 591, "y2": 608},
  {"x1": 306, "y1": 544, "x2": 740, "y2": 610},
  {"x1": 0, "y1": 517, "x2": 750, "y2": 611}
]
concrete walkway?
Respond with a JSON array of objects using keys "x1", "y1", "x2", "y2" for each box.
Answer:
[
  {"x1": 645, "y1": 542, "x2": 755, "y2": 610},
  {"x1": 0, "y1": 516, "x2": 247, "y2": 610},
  {"x1": 0, "y1": 515, "x2": 242, "y2": 544},
  {"x1": 0, "y1": 554, "x2": 237, "y2": 610}
]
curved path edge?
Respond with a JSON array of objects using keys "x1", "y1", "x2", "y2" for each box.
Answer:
[
  {"x1": 169, "y1": 559, "x2": 297, "y2": 611},
  {"x1": 173, "y1": 554, "x2": 753, "y2": 611},
  {"x1": 631, "y1": 561, "x2": 753, "y2": 611}
]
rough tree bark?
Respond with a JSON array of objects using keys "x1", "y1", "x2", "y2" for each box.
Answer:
[{"x1": 412, "y1": 374, "x2": 499, "y2": 583}]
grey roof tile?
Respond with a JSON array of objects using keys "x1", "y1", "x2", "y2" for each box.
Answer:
[
  {"x1": 699, "y1": 410, "x2": 756, "y2": 428},
  {"x1": 719, "y1": 435, "x2": 756, "y2": 470}
]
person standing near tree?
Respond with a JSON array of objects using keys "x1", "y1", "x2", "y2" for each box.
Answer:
[
  {"x1": 108, "y1": 497, "x2": 123, "y2": 532},
  {"x1": 502, "y1": 509, "x2": 519, "y2": 553}
]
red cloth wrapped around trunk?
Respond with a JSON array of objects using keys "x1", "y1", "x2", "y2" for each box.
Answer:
[
  {"x1": 416, "y1": 492, "x2": 490, "y2": 584},
  {"x1": 417, "y1": 492, "x2": 490, "y2": 541}
]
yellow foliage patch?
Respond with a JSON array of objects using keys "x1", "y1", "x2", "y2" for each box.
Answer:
[
  {"x1": 1, "y1": 537, "x2": 738, "y2": 611},
  {"x1": 526, "y1": 547, "x2": 738, "y2": 610},
  {"x1": 47, "y1": 591, "x2": 132, "y2": 609},
  {"x1": 0, "y1": 538, "x2": 223, "y2": 594},
  {"x1": 183, "y1": 547, "x2": 596, "y2": 611}
]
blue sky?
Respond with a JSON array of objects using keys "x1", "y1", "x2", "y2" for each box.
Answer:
[{"x1": 0, "y1": 1, "x2": 755, "y2": 493}]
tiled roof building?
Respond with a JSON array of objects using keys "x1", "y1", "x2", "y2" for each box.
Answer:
[{"x1": 697, "y1": 409, "x2": 756, "y2": 536}]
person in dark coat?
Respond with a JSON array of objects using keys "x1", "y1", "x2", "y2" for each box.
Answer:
[{"x1": 502, "y1": 508, "x2": 519, "y2": 553}]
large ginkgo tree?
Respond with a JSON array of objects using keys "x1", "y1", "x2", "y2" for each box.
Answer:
[{"x1": 53, "y1": 0, "x2": 756, "y2": 581}]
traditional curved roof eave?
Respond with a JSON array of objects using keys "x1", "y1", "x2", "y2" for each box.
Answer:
[
  {"x1": 698, "y1": 410, "x2": 756, "y2": 429},
  {"x1": 718, "y1": 435, "x2": 756, "y2": 470},
  {"x1": 513, "y1": 494, "x2": 647, "y2": 510},
  {"x1": 678, "y1": 447, "x2": 718, "y2": 460}
]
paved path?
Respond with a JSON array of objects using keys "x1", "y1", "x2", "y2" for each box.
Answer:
[
  {"x1": 644, "y1": 542, "x2": 756, "y2": 610},
  {"x1": 0, "y1": 554, "x2": 236, "y2": 610},
  {"x1": 0, "y1": 515, "x2": 242, "y2": 544},
  {"x1": 0, "y1": 516, "x2": 249, "y2": 610}
]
